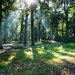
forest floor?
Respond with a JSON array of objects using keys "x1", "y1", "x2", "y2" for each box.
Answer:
[{"x1": 0, "y1": 41, "x2": 75, "y2": 75}]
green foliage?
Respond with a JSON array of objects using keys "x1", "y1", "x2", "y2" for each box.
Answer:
[
  {"x1": 2, "y1": 0, "x2": 16, "y2": 12},
  {"x1": 0, "y1": 64, "x2": 6, "y2": 69},
  {"x1": 44, "y1": 46, "x2": 49, "y2": 50},
  {"x1": 63, "y1": 43, "x2": 75, "y2": 52}
]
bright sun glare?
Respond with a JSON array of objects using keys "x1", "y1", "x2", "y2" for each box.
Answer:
[{"x1": 26, "y1": 0, "x2": 34, "y2": 5}]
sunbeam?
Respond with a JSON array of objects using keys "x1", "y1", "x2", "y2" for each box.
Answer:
[
  {"x1": 26, "y1": 0, "x2": 34, "y2": 5},
  {"x1": 2, "y1": 10, "x2": 21, "y2": 41}
]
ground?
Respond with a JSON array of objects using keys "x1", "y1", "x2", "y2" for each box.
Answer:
[{"x1": 0, "y1": 41, "x2": 75, "y2": 75}]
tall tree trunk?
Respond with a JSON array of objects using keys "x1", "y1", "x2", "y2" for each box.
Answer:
[
  {"x1": 73, "y1": 24, "x2": 75, "y2": 36},
  {"x1": 15, "y1": 23, "x2": 18, "y2": 40},
  {"x1": 24, "y1": 13, "x2": 28, "y2": 45},
  {"x1": 4, "y1": 21, "x2": 7, "y2": 44},
  {"x1": 4, "y1": 15, "x2": 8, "y2": 44},
  {"x1": 31, "y1": 5, "x2": 35, "y2": 46},
  {"x1": 64, "y1": 2, "x2": 69, "y2": 39},
  {"x1": 56, "y1": 27, "x2": 58, "y2": 38},
  {"x1": 38, "y1": 21, "x2": 41, "y2": 41},
  {"x1": 20, "y1": 11, "x2": 24, "y2": 44},
  {"x1": 62, "y1": 20, "x2": 64, "y2": 37},
  {"x1": 65, "y1": 10, "x2": 68, "y2": 38},
  {"x1": 0, "y1": 1, "x2": 3, "y2": 49},
  {"x1": 0, "y1": 22, "x2": 3, "y2": 49}
]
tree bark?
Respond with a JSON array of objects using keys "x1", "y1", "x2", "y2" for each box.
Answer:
[
  {"x1": 24, "y1": 13, "x2": 28, "y2": 45},
  {"x1": 65, "y1": 10, "x2": 68, "y2": 38},
  {"x1": 4, "y1": 14, "x2": 8, "y2": 44},
  {"x1": 0, "y1": 1, "x2": 3, "y2": 49},
  {"x1": 38, "y1": 21, "x2": 41, "y2": 41},
  {"x1": 31, "y1": 5, "x2": 35, "y2": 46},
  {"x1": 62, "y1": 20, "x2": 64, "y2": 37},
  {"x1": 20, "y1": 11, "x2": 24, "y2": 44},
  {"x1": 4, "y1": 21, "x2": 7, "y2": 44}
]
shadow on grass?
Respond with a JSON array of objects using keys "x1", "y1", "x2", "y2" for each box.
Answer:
[
  {"x1": 31, "y1": 47, "x2": 61, "y2": 75},
  {"x1": 0, "y1": 47, "x2": 62, "y2": 75},
  {"x1": 58, "y1": 59, "x2": 75, "y2": 75},
  {"x1": 0, "y1": 51, "x2": 11, "y2": 62},
  {"x1": 55, "y1": 51, "x2": 75, "y2": 57},
  {"x1": 0, "y1": 49, "x2": 33, "y2": 75},
  {"x1": 0, "y1": 51, "x2": 15, "y2": 69},
  {"x1": 0, "y1": 42, "x2": 75, "y2": 75}
]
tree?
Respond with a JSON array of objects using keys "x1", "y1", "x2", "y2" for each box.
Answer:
[
  {"x1": 0, "y1": 1, "x2": 3, "y2": 49},
  {"x1": 31, "y1": 5, "x2": 35, "y2": 46},
  {"x1": 24, "y1": 12, "x2": 29, "y2": 45},
  {"x1": 20, "y1": 10, "x2": 24, "y2": 44},
  {"x1": 0, "y1": 0, "x2": 15, "y2": 48},
  {"x1": 63, "y1": 0, "x2": 69, "y2": 39}
]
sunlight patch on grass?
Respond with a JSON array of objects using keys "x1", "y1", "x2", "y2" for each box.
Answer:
[
  {"x1": 58, "y1": 46, "x2": 64, "y2": 51},
  {"x1": 67, "y1": 52, "x2": 75, "y2": 56},
  {"x1": 1, "y1": 61, "x2": 10, "y2": 65},
  {"x1": 24, "y1": 50, "x2": 33, "y2": 60},
  {"x1": 58, "y1": 50, "x2": 75, "y2": 56},
  {"x1": 8, "y1": 53, "x2": 16, "y2": 61},
  {"x1": 53, "y1": 51, "x2": 75, "y2": 63},
  {"x1": 54, "y1": 52, "x2": 69, "y2": 59},
  {"x1": 36, "y1": 47, "x2": 44, "y2": 54},
  {"x1": 45, "y1": 47, "x2": 75, "y2": 65},
  {"x1": 36, "y1": 47, "x2": 44, "y2": 51},
  {"x1": 54, "y1": 46, "x2": 64, "y2": 51},
  {"x1": 0, "y1": 52, "x2": 16, "y2": 66},
  {"x1": 52, "y1": 58, "x2": 63, "y2": 64},
  {"x1": 0, "y1": 50, "x2": 5, "y2": 54},
  {"x1": 41, "y1": 46, "x2": 44, "y2": 49},
  {"x1": 28, "y1": 48, "x2": 32, "y2": 51},
  {"x1": 50, "y1": 40, "x2": 57, "y2": 43},
  {"x1": 37, "y1": 50, "x2": 44, "y2": 54}
]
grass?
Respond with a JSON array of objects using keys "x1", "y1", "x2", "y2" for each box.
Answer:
[{"x1": 0, "y1": 43, "x2": 75, "y2": 75}]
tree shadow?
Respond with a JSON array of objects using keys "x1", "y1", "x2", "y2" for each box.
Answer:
[
  {"x1": 31, "y1": 47, "x2": 61, "y2": 75},
  {"x1": 0, "y1": 49, "x2": 33, "y2": 75},
  {"x1": 0, "y1": 43, "x2": 75, "y2": 75},
  {"x1": 0, "y1": 51, "x2": 11, "y2": 62},
  {"x1": 61, "y1": 59, "x2": 75, "y2": 75},
  {"x1": 53, "y1": 50, "x2": 75, "y2": 57},
  {"x1": 0, "y1": 50, "x2": 15, "y2": 69}
]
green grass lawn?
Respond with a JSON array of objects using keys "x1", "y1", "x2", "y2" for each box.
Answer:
[{"x1": 0, "y1": 43, "x2": 75, "y2": 75}]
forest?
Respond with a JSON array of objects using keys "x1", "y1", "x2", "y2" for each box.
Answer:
[{"x1": 0, "y1": 0, "x2": 75, "y2": 75}]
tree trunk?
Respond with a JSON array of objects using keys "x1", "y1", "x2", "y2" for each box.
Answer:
[
  {"x1": 62, "y1": 20, "x2": 64, "y2": 37},
  {"x1": 31, "y1": 6, "x2": 35, "y2": 46},
  {"x1": 20, "y1": 11, "x2": 24, "y2": 44},
  {"x1": 38, "y1": 21, "x2": 41, "y2": 41},
  {"x1": 24, "y1": 13, "x2": 28, "y2": 45},
  {"x1": 0, "y1": 1, "x2": 3, "y2": 49},
  {"x1": 64, "y1": 2, "x2": 69, "y2": 39},
  {"x1": 0, "y1": 23, "x2": 3, "y2": 49},
  {"x1": 65, "y1": 10, "x2": 68, "y2": 38},
  {"x1": 56, "y1": 27, "x2": 58, "y2": 38},
  {"x1": 4, "y1": 15, "x2": 8, "y2": 44},
  {"x1": 4, "y1": 21, "x2": 7, "y2": 44},
  {"x1": 15, "y1": 23, "x2": 18, "y2": 40}
]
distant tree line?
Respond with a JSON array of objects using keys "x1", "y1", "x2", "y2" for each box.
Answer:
[{"x1": 0, "y1": 0, "x2": 75, "y2": 48}]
